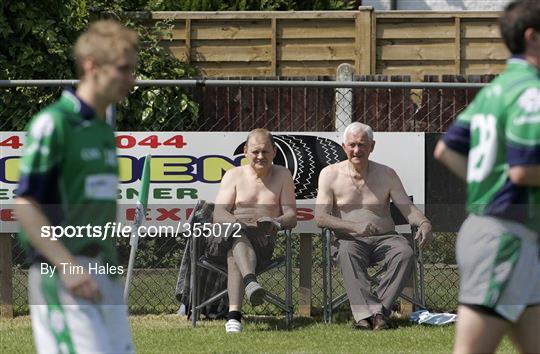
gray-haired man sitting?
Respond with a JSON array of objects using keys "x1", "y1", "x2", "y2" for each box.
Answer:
[{"x1": 315, "y1": 122, "x2": 433, "y2": 330}]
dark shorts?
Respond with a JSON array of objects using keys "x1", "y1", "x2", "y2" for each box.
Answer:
[{"x1": 204, "y1": 225, "x2": 276, "y2": 272}]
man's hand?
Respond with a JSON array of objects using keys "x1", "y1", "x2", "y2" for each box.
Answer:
[
  {"x1": 236, "y1": 216, "x2": 258, "y2": 228},
  {"x1": 352, "y1": 222, "x2": 379, "y2": 237},
  {"x1": 415, "y1": 222, "x2": 433, "y2": 247},
  {"x1": 257, "y1": 216, "x2": 281, "y2": 236},
  {"x1": 257, "y1": 217, "x2": 281, "y2": 232},
  {"x1": 60, "y1": 266, "x2": 101, "y2": 303}
]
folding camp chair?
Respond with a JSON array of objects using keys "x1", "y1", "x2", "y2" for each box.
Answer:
[
  {"x1": 188, "y1": 200, "x2": 294, "y2": 327},
  {"x1": 321, "y1": 200, "x2": 426, "y2": 323}
]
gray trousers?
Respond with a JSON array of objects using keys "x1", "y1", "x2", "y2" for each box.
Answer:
[{"x1": 333, "y1": 233, "x2": 414, "y2": 322}]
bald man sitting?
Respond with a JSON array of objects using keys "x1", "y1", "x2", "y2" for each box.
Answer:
[
  {"x1": 213, "y1": 128, "x2": 297, "y2": 333},
  {"x1": 315, "y1": 122, "x2": 433, "y2": 330}
]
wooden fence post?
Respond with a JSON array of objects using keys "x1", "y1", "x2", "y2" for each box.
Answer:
[
  {"x1": 0, "y1": 233, "x2": 13, "y2": 318},
  {"x1": 298, "y1": 234, "x2": 313, "y2": 317}
]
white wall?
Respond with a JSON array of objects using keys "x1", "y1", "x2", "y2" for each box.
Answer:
[{"x1": 362, "y1": 0, "x2": 512, "y2": 11}]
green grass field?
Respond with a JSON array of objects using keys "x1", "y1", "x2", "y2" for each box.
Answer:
[
  {"x1": 11, "y1": 266, "x2": 460, "y2": 316},
  {"x1": 1, "y1": 315, "x2": 518, "y2": 353}
]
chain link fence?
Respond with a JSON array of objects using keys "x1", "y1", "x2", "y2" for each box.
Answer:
[{"x1": 2, "y1": 77, "x2": 492, "y2": 317}]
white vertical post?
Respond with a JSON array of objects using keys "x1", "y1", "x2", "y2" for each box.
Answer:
[{"x1": 335, "y1": 63, "x2": 354, "y2": 132}]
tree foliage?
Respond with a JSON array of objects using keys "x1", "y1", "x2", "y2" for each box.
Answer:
[
  {"x1": 1, "y1": 0, "x2": 360, "y2": 131},
  {"x1": 0, "y1": 0, "x2": 198, "y2": 131}
]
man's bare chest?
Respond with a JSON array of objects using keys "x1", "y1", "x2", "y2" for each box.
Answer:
[
  {"x1": 235, "y1": 179, "x2": 281, "y2": 205},
  {"x1": 332, "y1": 173, "x2": 390, "y2": 207}
]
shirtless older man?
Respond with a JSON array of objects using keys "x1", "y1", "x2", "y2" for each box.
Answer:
[
  {"x1": 213, "y1": 128, "x2": 297, "y2": 333},
  {"x1": 315, "y1": 122, "x2": 433, "y2": 330}
]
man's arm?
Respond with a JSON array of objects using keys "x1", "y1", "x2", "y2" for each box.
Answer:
[
  {"x1": 434, "y1": 140, "x2": 468, "y2": 181},
  {"x1": 388, "y1": 168, "x2": 433, "y2": 247},
  {"x1": 15, "y1": 197, "x2": 101, "y2": 302},
  {"x1": 213, "y1": 169, "x2": 239, "y2": 224},
  {"x1": 509, "y1": 166, "x2": 540, "y2": 186},
  {"x1": 15, "y1": 197, "x2": 77, "y2": 268},
  {"x1": 274, "y1": 169, "x2": 297, "y2": 229},
  {"x1": 314, "y1": 167, "x2": 377, "y2": 237}
]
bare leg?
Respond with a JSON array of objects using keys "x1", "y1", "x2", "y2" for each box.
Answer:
[
  {"x1": 508, "y1": 305, "x2": 540, "y2": 353},
  {"x1": 227, "y1": 249, "x2": 244, "y2": 312},
  {"x1": 231, "y1": 235, "x2": 257, "y2": 277},
  {"x1": 454, "y1": 305, "x2": 510, "y2": 354}
]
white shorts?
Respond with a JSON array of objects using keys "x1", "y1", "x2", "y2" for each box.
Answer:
[
  {"x1": 456, "y1": 214, "x2": 540, "y2": 322},
  {"x1": 28, "y1": 256, "x2": 134, "y2": 354}
]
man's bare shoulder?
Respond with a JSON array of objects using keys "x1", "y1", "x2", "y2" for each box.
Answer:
[
  {"x1": 369, "y1": 160, "x2": 399, "y2": 180},
  {"x1": 272, "y1": 164, "x2": 294, "y2": 180},
  {"x1": 320, "y1": 161, "x2": 345, "y2": 178},
  {"x1": 221, "y1": 165, "x2": 243, "y2": 182}
]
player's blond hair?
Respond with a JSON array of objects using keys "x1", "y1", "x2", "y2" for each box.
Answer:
[{"x1": 73, "y1": 20, "x2": 139, "y2": 78}]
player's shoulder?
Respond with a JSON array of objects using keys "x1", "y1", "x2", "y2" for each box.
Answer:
[
  {"x1": 26, "y1": 102, "x2": 68, "y2": 139},
  {"x1": 496, "y1": 63, "x2": 540, "y2": 105}
]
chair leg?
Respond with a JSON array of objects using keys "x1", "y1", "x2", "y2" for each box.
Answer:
[
  {"x1": 190, "y1": 237, "x2": 198, "y2": 327},
  {"x1": 285, "y1": 229, "x2": 293, "y2": 328},
  {"x1": 418, "y1": 245, "x2": 426, "y2": 308},
  {"x1": 321, "y1": 230, "x2": 328, "y2": 323},
  {"x1": 410, "y1": 232, "x2": 420, "y2": 312},
  {"x1": 410, "y1": 227, "x2": 426, "y2": 310},
  {"x1": 323, "y1": 229, "x2": 333, "y2": 324}
]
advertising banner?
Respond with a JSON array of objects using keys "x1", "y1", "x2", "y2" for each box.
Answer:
[{"x1": 0, "y1": 132, "x2": 424, "y2": 233}]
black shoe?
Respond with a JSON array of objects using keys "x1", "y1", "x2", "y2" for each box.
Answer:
[
  {"x1": 352, "y1": 318, "x2": 372, "y2": 330},
  {"x1": 371, "y1": 313, "x2": 388, "y2": 330}
]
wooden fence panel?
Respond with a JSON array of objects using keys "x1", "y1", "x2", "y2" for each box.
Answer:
[{"x1": 133, "y1": 9, "x2": 509, "y2": 78}]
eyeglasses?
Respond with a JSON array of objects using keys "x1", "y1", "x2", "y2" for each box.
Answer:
[{"x1": 114, "y1": 63, "x2": 136, "y2": 75}]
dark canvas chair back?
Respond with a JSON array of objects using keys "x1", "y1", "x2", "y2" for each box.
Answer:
[{"x1": 390, "y1": 196, "x2": 414, "y2": 226}]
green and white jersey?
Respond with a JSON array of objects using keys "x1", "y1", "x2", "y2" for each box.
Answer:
[
  {"x1": 18, "y1": 90, "x2": 120, "y2": 266},
  {"x1": 443, "y1": 57, "x2": 540, "y2": 231}
]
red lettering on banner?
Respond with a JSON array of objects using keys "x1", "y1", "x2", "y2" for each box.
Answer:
[
  {"x1": 115, "y1": 134, "x2": 187, "y2": 149},
  {"x1": 1, "y1": 209, "x2": 16, "y2": 221},
  {"x1": 185, "y1": 208, "x2": 193, "y2": 220},
  {"x1": 125, "y1": 208, "x2": 152, "y2": 221},
  {"x1": 0, "y1": 136, "x2": 23, "y2": 149},
  {"x1": 156, "y1": 208, "x2": 181, "y2": 221},
  {"x1": 297, "y1": 208, "x2": 314, "y2": 221}
]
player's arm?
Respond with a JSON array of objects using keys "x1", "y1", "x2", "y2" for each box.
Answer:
[
  {"x1": 15, "y1": 198, "x2": 100, "y2": 302},
  {"x1": 15, "y1": 197, "x2": 77, "y2": 268},
  {"x1": 274, "y1": 168, "x2": 297, "y2": 229},
  {"x1": 434, "y1": 117, "x2": 470, "y2": 180},
  {"x1": 509, "y1": 166, "x2": 540, "y2": 186},
  {"x1": 433, "y1": 140, "x2": 468, "y2": 181},
  {"x1": 213, "y1": 168, "x2": 239, "y2": 224},
  {"x1": 388, "y1": 168, "x2": 433, "y2": 247},
  {"x1": 315, "y1": 167, "x2": 374, "y2": 237}
]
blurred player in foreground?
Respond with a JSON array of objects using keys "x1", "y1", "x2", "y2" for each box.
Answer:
[
  {"x1": 435, "y1": 1, "x2": 540, "y2": 352},
  {"x1": 15, "y1": 20, "x2": 138, "y2": 353}
]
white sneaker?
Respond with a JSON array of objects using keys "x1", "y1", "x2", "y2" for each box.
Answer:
[{"x1": 225, "y1": 319, "x2": 243, "y2": 333}]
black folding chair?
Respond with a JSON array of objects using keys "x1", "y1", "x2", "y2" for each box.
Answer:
[
  {"x1": 188, "y1": 200, "x2": 294, "y2": 327},
  {"x1": 321, "y1": 199, "x2": 426, "y2": 323}
]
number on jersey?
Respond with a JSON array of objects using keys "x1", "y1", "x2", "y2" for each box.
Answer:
[{"x1": 467, "y1": 114, "x2": 497, "y2": 182}]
